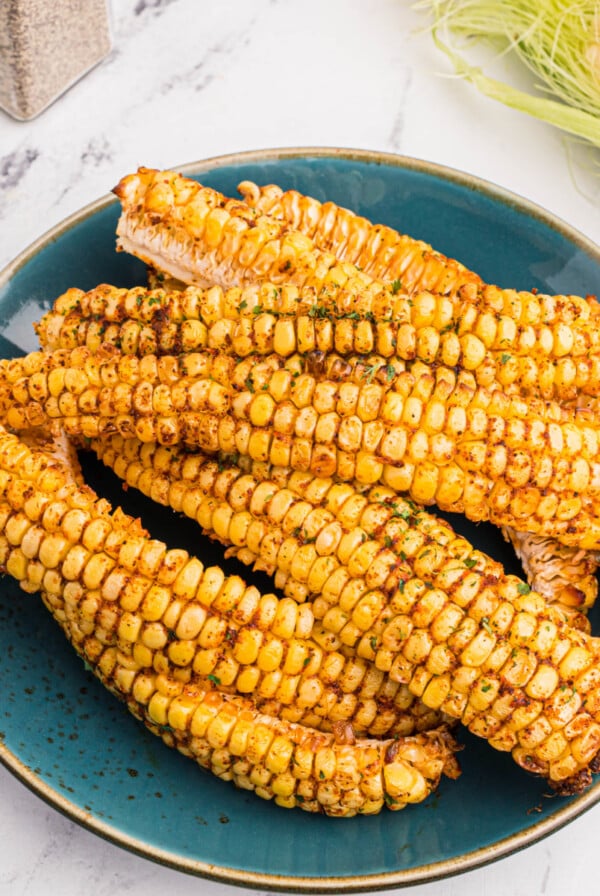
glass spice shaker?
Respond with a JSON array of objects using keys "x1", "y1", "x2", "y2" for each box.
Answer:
[{"x1": 0, "y1": 0, "x2": 112, "y2": 121}]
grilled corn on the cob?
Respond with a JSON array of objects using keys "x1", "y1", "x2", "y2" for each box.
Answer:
[
  {"x1": 52, "y1": 213, "x2": 599, "y2": 604},
  {"x1": 113, "y1": 169, "x2": 600, "y2": 404},
  {"x1": 3, "y1": 346, "x2": 600, "y2": 548},
  {"x1": 91, "y1": 433, "x2": 594, "y2": 635},
  {"x1": 237, "y1": 179, "x2": 600, "y2": 315},
  {"x1": 38, "y1": 282, "x2": 600, "y2": 403},
  {"x1": 237, "y1": 179, "x2": 480, "y2": 296},
  {"x1": 0, "y1": 426, "x2": 429, "y2": 736},
  {"x1": 238, "y1": 181, "x2": 600, "y2": 633},
  {"x1": 98, "y1": 656, "x2": 459, "y2": 815},
  {"x1": 82, "y1": 432, "x2": 600, "y2": 791},
  {"x1": 89, "y1": 438, "x2": 451, "y2": 735},
  {"x1": 0, "y1": 423, "x2": 461, "y2": 808}
]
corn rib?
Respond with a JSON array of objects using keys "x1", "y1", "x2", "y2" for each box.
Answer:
[
  {"x1": 0, "y1": 423, "x2": 463, "y2": 746},
  {"x1": 237, "y1": 179, "x2": 479, "y2": 295},
  {"x1": 37, "y1": 282, "x2": 600, "y2": 404},
  {"x1": 0, "y1": 423, "x2": 464, "y2": 808},
  {"x1": 113, "y1": 169, "x2": 600, "y2": 403},
  {"x1": 0, "y1": 447, "x2": 315, "y2": 701},
  {"x1": 90, "y1": 435, "x2": 460, "y2": 736},
  {"x1": 91, "y1": 432, "x2": 593, "y2": 636},
  {"x1": 3, "y1": 346, "x2": 600, "y2": 548},
  {"x1": 238, "y1": 180, "x2": 600, "y2": 320},
  {"x1": 95, "y1": 654, "x2": 459, "y2": 815},
  {"x1": 85, "y1": 431, "x2": 600, "y2": 792},
  {"x1": 237, "y1": 181, "x2": 600, "y2": 635}
]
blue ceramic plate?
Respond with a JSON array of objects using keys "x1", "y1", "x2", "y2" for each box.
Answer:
[{"x1": 1, "y1": 148, "x2": 600, "y2": 891}]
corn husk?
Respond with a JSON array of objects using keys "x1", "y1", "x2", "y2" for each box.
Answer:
[{"x1": 419, "y1": 1, "x2": 600, "y2": 149}]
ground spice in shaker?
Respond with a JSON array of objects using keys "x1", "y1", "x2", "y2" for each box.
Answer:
[{"x1": 0, "y1": 0, "x2": 112, "y2": 121}]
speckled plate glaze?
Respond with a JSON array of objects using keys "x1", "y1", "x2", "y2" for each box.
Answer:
[{"x1": 1, "y1": 148, "x2": 600, "y2": 892}]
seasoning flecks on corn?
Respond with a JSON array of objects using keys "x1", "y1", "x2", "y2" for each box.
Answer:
[
  {"x1": 4, "y1": 346, "x2": 600, "y2": 548},
  {"x1": 87, "y1": 431, "x2": 600, "y2": 793}
]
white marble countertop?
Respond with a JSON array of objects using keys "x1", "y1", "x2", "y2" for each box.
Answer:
[{"x1": 0, "y1": 2, "x2": 599, "y2": 894}]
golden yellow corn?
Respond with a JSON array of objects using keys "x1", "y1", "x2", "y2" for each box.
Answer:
[
  {"x1": 0, "y1": 425, "x2": 460, "y2": 814},
  {"x1": 86, "y1": 432, "x2": 600, "y2": 792},
  {"x1": 0, "y1": 423, "x2": 459, "y2": 741},
  {"x1": 0, "y1": 427, "x2": 310, "y2": 694},
  {"x1": 237, "y1": 179, "x2": 479, "y2": 296},
  {"x1": 93, "y1": 431, "x2": 594, "y2": 637},
  {"x1": 93, "y1": 654, "x2": 460, "y2": 815},
  {"x1": 242, "y1": 180, "x2": 600, "y2": 639},
  {"x1": 38, "y1": 282, "x2": 600, "y2": 404},
  {"x1": 4, "y1": 346, "x2": 600, "y2": 548},
  {"x1": 238, "y1": 179, "x2": 600, "y2": 322},
  {"x1": 0, "y1": 344, "x2": 289, "y2": 441},
  {"x1": 91, "y1": 434, "x2": 459, "y2": 736},
  {"x1": 113, "y1": 169, "x2": 600, "y2": 403}
]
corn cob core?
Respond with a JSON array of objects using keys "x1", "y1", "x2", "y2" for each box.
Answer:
[
  {"x1": 3, "y1": 346, "x2": 600, "y2": 548},
  {"x1": 37, "y1": 282, "x2": 600, "y2": 403},
  {"x1": 88, "y1": 432, "x2": 600, "y2": 792},
  {"x1": 502, "y1": 528, "x2": 599, "y2": 632},
  {"x1": 114, "y1": 167, "x2": 341, "y2": 291}
]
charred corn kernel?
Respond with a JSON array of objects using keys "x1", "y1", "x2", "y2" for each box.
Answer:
[
  {"x1": 175, "y1": 604, "x2": 208, "y2": 640},
  {"x1": 236, "y1": 666, "x2": 262, "y2": 693},
  {"x1": 17, "y1": 345, "x2": 600, "y2": 545},
  {"x1": 3, "y1": 180, "x2": 544, "y2": 408},
  {"x1": 85, "y1": 427, "x2": 600, "y2": 786},
  {"x1": 421, "y1": 674, "x2": 452, "y2": 708},
  {"x1": 233, "y1": 628, "x2": 262, "y2": 665},
  {"x1": 167, "y1": 640, "x2": 196, "y2": 667},
  {"x1": 559, "y1": 647, "x2": 593, "y2": 680},
  {"x1": 86, "y1": 430, "x2": 600, "y2": 768},
  {"x1": 1, "y1": 426, "x2": 443, "y2": 738}
]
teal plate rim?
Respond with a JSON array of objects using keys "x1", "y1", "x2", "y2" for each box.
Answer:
[{"x1": 1, "y1": 146, "x2": 600, "y2": 892}]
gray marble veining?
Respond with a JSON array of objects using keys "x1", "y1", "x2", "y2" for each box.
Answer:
[{"x1": 0, "y1": 2, "x2": 598, "y2": 895}]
